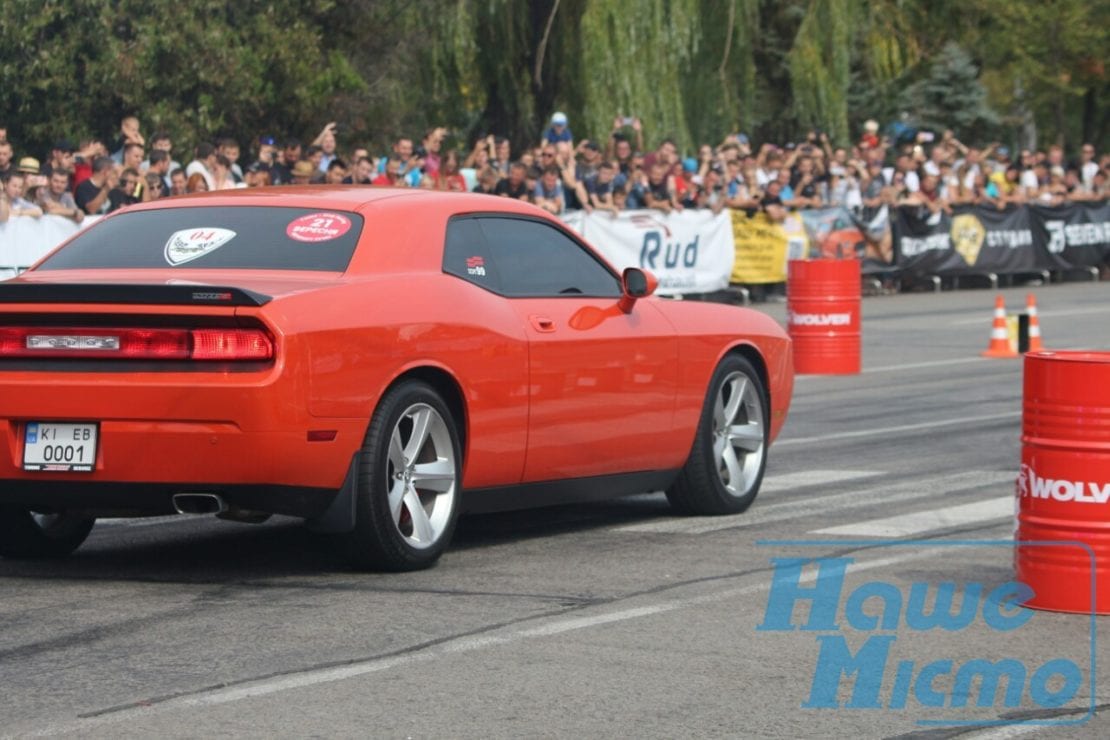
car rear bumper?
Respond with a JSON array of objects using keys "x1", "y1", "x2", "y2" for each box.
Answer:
[{"x1": 0, "y1": 479, "x2": 342, "y2": 519}]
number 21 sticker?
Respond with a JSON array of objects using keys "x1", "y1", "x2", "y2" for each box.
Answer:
[{"x1": 286, "y1": 212, "x2": 352, "y2": 243}]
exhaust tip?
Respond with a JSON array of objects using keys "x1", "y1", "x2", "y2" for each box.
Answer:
[{"x1": 172, "y1": 493, "x2": 227, "y2": 515}]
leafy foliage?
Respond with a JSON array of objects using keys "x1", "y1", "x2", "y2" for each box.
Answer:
[{"x1": 0, "y1": 0, "x2": 1105, "y2": 160}]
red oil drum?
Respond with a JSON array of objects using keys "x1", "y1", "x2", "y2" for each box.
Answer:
[
  {"x1": 1016, "y1": 351, "x2": 1110, "y2": 614},
  {"x1": 786, "y1": 259, "x2": 861, "y2": 374}
]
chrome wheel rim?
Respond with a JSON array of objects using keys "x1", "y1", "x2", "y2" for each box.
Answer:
[
  {"x1": 711, "y1": 371, "x2": 765, "y2": 497},
  {"x1": 386, "y1": 403, "x2": 457, "y2": 550}
]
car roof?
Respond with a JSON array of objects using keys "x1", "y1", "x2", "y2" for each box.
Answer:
[
  {"x1": 110, "y1": 186, "x2": 592, "y2": 277},
  {"x1": 122, "y1": 186, "x2": 539, "y2": 217}
]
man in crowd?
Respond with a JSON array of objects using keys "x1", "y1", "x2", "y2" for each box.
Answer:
[
  {"x1": 343, "y1": 156, "x2": 375, "y2": 185},
  {"x1": 0, "y1": 139, "x2": 13, "y2": 179},
  {"x1": 108, "y1": 168, "x2": 144, "y2": 211},
  {"x1": 111, "y1": 115, "x2": 144, "y2": 164},
  {"x1": 217, "y1": 138, "x2": 243, "y2": 182},
  {"x1": 583, "y1": 161, "x2": 620, "y2": 215},
  {"x1": 75, "y1": 156, "x2": 119, "y2": 215},
  {"x1": 143, "y1": 132, "x2": 181, "y2": 184},
  {"x1": 144, "y1": 149, "x2": 171, "y2": 187},
  {"x1": 312, "y1": 123, "x2": 339, "y2": 173},
  {"x1": 533, "y1": 165, "x2": 565, "y2": 215},
  {"x1": 372, "y1": 156, "x2": 406, "y2": 186},
  {"x1": 642, "y1": 161, "x2": 681, "y2": 213},
  {"x1": 575, "y1": 140, "x2": 603, "y2": 182},
  {"x1": 121, "y1": 142, "x2": 145, "y2": 176},
  {"x1": 1079, "y1": 143, "x2": 1099, "y2": 191},
  {"x1": 185, "y1": 143, "x2": 218, "y2": 190},
  {"x1": 169, "y1": 168, "x2": 187, "y2": 196},
  {"x1": 40, "y1": 139, "x2": 76, "y2": 179},
  {"x1": 494, "y1": 162, "x2": 529, "y2": 200},
  {"x1": 324, "y1": 159, "x2": 348, "y2": 184},
  {"x1": 37, "y1": 169, "x2": 83, "y2": 222},
  {"x1": 271, "y1": 138, "x2": 302, "y2": 185}
]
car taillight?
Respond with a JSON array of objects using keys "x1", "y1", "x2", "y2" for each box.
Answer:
[
  {"x1": 0, "y1": 327, "x2": 273, "y2": 361},
  {"x1": 191, "y1": 329, "x2": 273, "y2": 360}
]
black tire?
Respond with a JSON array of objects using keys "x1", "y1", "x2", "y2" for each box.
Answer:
[
  {"x1": 344, "y1": 380, "x2": 462, "y2": 571},
  {"x1": 666, "y1": 354, "x2": 769, "y2": 515},
  {"x1": 0, "y1": 507, "x2": 95, "y2": 559}
]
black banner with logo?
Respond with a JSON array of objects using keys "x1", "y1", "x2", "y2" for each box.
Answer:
[
  {"x1": 892, "y1": 201, "x2": 1109, "y2": 277},
  {"x1": 1028, "y1": 201, "x2": 1110, "y2": 268}
]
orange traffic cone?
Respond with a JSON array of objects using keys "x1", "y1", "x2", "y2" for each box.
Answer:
[
  {"x1": 1026, "y1": 293, "x2": 1044, "y2": 352},
  {"x1": 982, "y1": 295, "x2": 1018, "y2": 358}
]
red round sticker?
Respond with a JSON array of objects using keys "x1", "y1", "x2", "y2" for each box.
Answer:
[{"x1": 285, "y1": 212, "x2": 352, "y2": 243}]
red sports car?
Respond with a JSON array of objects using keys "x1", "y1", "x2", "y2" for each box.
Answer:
[{"x1": 0, "y1": 188, "x2": 793, "y2": 570}]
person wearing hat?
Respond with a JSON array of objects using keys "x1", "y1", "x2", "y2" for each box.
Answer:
[
  {"x1": 15, "y1": 156, "x2": 40, "y2": 177},
  {"x1": 859, "y1": 120, "x2": 880, "y2": 150},
  {"x1": 289, "y1": 159, "x2": 316, "y2": 185},
  {"x1": 542, "y1": 112, "x2": 573, "y2": 145}
]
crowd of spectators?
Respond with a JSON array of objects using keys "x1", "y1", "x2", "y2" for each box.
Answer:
[{"x1": 1, "y1": 113, "x2": 1108, "y2": 227}]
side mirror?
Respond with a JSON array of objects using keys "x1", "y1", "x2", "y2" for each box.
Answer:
[{"x1": 618, "y1": 267, "x2": 657, "y2": 313}]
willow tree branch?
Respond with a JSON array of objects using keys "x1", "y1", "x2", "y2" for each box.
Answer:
[{"x1": 533, "y1": 0, "x2": 561, "y2": 91}]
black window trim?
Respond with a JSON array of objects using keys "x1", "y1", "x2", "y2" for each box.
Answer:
[{"x1": 441, "y1": 212, "x2": 621, "y2": 299}]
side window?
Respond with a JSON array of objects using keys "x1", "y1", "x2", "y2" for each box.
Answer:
[
  {"x1": 443, "y1": 216, "x2": 502, "y2": 293},
  {"x1": 477, "y1": 217, "x2": 620, "y2": 298}
]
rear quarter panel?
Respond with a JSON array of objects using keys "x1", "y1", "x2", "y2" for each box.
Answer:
[
  {"x1": 263, "y1": 201, "x2": 531, "y2": 489},
  {"x1": 652, "y1": 300, "x2": 793, "y2": 452}
]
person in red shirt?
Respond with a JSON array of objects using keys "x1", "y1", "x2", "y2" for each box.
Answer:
[{"x1": 372, "y1": 157, "x2": 406, "y2": 186}]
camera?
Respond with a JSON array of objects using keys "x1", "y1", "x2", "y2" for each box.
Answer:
[{"x1": 621, "y1": 117, "x2": 634, "y2": 126}]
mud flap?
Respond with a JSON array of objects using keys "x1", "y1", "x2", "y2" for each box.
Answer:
[{"x1": 304, "y1": 454, "x2": 358, "y2": 533}]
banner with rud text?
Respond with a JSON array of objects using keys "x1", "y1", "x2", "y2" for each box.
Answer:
[{"x1": 562, "y1": 209, "x2": 736, "y2": 295}]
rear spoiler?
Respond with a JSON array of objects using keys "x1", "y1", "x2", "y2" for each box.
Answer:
[{"x1": 0, "y1": 283, "x2": 272, "y2": 307}]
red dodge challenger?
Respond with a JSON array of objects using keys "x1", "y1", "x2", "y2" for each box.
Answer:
[{"x1": 0, "y1": 188, "x2": 793, "y2": 570}]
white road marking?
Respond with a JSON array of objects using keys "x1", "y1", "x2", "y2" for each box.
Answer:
[
  {"x1": 614, "y1": 470, "x2": 1013, "y2": 535},
  {"x1": 811, "y1": 496, "x2": 1013, "y2": 537},
  {"x1": 775, "y1": 411, "x2": 1020, "y2": 447},
  {"x1": 24, "y1": 546, "x2": 947, "y2": 737},
  {"x1": 758, "y1": 469, "x2": 883, "y2": 493},
  {"x1": 859, "y1": 357, "x2": 989, "y2": 373}
]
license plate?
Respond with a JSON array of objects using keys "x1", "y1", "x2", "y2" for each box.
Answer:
[{"x1": 23, "y1": 422, "x2": 98, "y2": 472}]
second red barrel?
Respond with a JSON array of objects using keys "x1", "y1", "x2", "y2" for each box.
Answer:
[
  {"x1": 786, "y1": 258, "x2": 861, "y2": 374},
  {"x1": 1016, "y1": 350, "x2": 1110, "y2": 614}
]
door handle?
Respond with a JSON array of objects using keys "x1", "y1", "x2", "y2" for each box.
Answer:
[{"x1": 530, "y1": 315, "x2": 556, "y2": 332}]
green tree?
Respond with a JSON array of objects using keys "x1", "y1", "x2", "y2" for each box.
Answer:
[{"x1": 898, "y1": 42, "x2": 999, "y2": 139}]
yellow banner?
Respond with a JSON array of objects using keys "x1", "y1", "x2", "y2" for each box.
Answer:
[{"x1": 731, "y1": 211, "x2": 792, "y2": 284}]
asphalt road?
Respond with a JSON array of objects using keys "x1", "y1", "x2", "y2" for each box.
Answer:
[{"x1": 2, "y1": 281, "x2": 1108, "y2": 739}]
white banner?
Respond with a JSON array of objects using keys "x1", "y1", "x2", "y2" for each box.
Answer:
[
  {"x1": 563, "y1": 209, "x2": 735, "y2": 295},
  {"x1": 0, "y1": 215, "x2": 100, "y2": 274}
]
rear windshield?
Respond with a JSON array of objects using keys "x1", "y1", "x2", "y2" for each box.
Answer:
[{"x1": 36, "y1": 206, "x2": 363, "y2": 272}]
